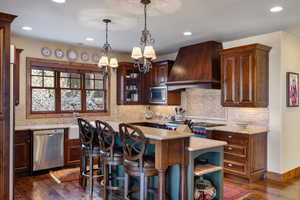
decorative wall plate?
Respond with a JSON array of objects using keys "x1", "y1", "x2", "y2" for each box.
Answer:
[
  {"x1": 92, "y1": 54, "x2": 100, "y2": 63},
  {"x1": 55, "y1": 49, "x2": 64, "y2": 59},
  {"x1": 81, "y1": 52, "x2": 90, "y2": 62},
  {"x1": 67, "y1": 49, "x2": 78, "y2": 61},
  {"x1": 41, "y1": 47, "x2": 52, "y2": 57}
]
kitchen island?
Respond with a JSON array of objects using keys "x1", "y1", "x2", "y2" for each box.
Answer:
[
  {"x1": 106, "y1": 120, "x2": 193, "y2": 200},
  {"x1": 16, "y1": 120, "x2": 266, "y2": 199}
]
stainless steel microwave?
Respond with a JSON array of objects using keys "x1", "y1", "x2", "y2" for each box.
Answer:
[{"x1": 149, "y1": 86, "x2": 167, "y2": 104}]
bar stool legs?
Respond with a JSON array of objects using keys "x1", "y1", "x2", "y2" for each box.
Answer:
[
  {"x1": 103, "y1": 164, "x2": 109, "y2": 200},
  {"x1": 140, "y1": 172, "x2": 145, "y2": 200},
  {"x1": 124, "y1": 173, "x2": 129, "y2": 199},
  {"x1": 89, "y1": 155, "x2": 94, "y2": 197},
  {"x1": 80, "y1": 152, "x2": 103, "y2": 198}
]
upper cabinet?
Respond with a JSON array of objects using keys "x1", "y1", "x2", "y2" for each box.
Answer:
[
  {"x1": 220, "y1": 44, "x2": 271, "y2": 107},
  {"x1": 116, "y1": 61, "x2": 181, "y2": 105},
  {"x1": 153, "y1": 60, "x2": 173, "y2": 86},
  {"x1": 117, "y1": 62, "x2": 144, "y2": 105}
]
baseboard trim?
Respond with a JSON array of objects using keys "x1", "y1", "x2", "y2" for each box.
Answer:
[{"x1": 267, "y1": 167, "x2": 300, "y2": 182}]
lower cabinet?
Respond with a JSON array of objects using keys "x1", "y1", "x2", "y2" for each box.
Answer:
[
  {"x1": 15, "y1": 130, "x2": 32, "y2": 177},
  {"x1": 64, "y1": 131, "x2": 81, "y2": 166},
  {"x1": 15, "y1": 128, "x2": 81, "y2": 177},
  {"x1": 212, "y1": 131, "x2": 267, "y2": 183}
]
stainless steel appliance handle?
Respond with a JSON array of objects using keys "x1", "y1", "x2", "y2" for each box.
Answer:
[{"x1": 34, "y1": 133, "x2": 56, "y2": 136}]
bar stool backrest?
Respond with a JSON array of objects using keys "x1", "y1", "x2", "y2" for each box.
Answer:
[
  {"x1": 95, "y1": 120, "x2": 116, "y2": 158},
  {"x1": 77, "y1": 118, "x2": 95, "y2": 149},
  {"x1": 119, "y1": 123, "x2": 146, "y2": 167}
]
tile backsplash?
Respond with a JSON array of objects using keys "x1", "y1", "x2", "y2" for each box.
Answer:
[
  {"x1": 15, "y1": 88, "x2": 269, "y2": 128},
  {"x1": 181, "y1": 88, "x2": 269, "y2": 127}
]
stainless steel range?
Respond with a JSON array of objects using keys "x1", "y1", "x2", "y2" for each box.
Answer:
[{"x1": 189, "y1": 122, "x2": 225, "y2": 138}]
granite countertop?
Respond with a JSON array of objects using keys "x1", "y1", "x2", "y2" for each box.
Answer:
[
  {"x1": 15, "y1": 119, "x2": 268, "y2": 137},
  {"x1": 104, "y1": 120, "x2": 194, "y2": 140},
  {"x1": 15, "y1": 120, "x2": 194, "y2": 141},
  {"x1": 188, "y1": 137, "x2": 227, "y2": 151},
  {"x1": 15, "y1": 123, "x2": 76, "y2": 131},
  {"x1": 207, "y1": 125, "x2": 268, "y2": 134}
]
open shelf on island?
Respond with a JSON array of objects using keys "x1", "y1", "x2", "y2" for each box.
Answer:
[{"x1": 194, "y1": 164, "x2": 223, "y2": 176}]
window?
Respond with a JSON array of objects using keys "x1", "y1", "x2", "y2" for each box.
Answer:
[{"x1": 27, "y1": 58, "x2": 109, "y2": 117}]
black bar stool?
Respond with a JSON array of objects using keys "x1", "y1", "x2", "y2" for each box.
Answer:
[
  {"x1": 78, "y1": 118, "x2": 103, "y2": 197},
  {"x1": 95, "y1": 120, "x2": 124, "y2": 200},
  {"x1": 119, "y1": 123, "x2": 158, "y2": 200}
]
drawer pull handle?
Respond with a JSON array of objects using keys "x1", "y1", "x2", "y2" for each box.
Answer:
[
  {"x1": 228, "y1": 163, "x2": 233, "y2": 167},
  {"x1": 228, "y1": 147, "x2": 233, "y2": 150},
  {"x1": 228, "y1": 135, "x2": 233, "y2": 139}
]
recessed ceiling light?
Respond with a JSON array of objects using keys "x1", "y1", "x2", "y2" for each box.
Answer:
[
  {"x1": 52, "y1": 0, "x2": 66, "y2": 4},
  {"x1": 183, "y1": 31, "x2": 192, "y2": 36},
  {"x1": 22, "y1": 26, "x2": 32, "y2": 31},
  {"x1": 270, "y1": 6, "x2": 283, "y2": 13},
  {"x1": 86, "y1": 37, "x2": 94, "y2": 41}
]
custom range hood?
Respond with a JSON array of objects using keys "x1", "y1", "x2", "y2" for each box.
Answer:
[{"x1": 166, "y1": 41, "x2": 223, "y2": 90}]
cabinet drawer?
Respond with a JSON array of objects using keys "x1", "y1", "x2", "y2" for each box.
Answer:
[
  {"x1": 213, "y1": 132, "x2": 248, "y2": 146},
  {"x1": 224, "y1": 160, "x2": 246, "y2": 175},
  {"x1": 224, "y1": 144, "x2": 246, "y2": 156},
  {"x1": 15, "y1": 131, "x2": 31, "y2": 143},
  {"x1": 224, "y1": 152, "x2": 246, "y2": 163}
]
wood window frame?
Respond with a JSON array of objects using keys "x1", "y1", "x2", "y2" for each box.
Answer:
[{"x1": 26, "y1": 57, "x2": 111, "y2": 119}]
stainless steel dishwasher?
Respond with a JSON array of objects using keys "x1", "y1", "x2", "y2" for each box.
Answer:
[{"x1": 33, "y1": 129, "x2": 64, "y2": 171}]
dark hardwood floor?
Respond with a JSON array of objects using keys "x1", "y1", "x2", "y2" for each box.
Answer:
[{"x1": 15, "y1": 174, "x2": 300, "y2": 200}]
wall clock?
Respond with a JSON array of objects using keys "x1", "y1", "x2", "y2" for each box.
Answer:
[
  {"x1": 67, "y1": 49, "x2": 78, "y2": 61},
  {"x1": 92, "y1": 54, "x2": 100, "y2": 63},
  {"x1": 41, "y1": 47, "x2": 52, "y2": 57},
  {"x1": 55, "y1": 49, "x2": 64, "y2": 59},
  {"x1": 81, "y1": 52, "x2": 90, "y2": 62}
]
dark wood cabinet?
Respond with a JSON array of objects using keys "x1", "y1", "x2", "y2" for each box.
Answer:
[
  {"x1": 220, "y1": 44, "x2": 271, "y2": 107},
  {"x1": 15, "y1": 130, "x2": 32, "y2": 177},
  {"x1": 117, "y1": 62, "x2": 144, "y2": 105},
  {"x1": 147, "y1": 60, "x2": 181, "y2": 105},
  {"x1": 64, "y1": 129, "x2": 81, "y2": 166},
  {"x1": 0, "y1": 13, "x2": 17, "y2": 199},
  {"x1": 212, "y1": 131, "x2": 267, "y2": 183},
  {"x1": 117, "y1": 61, "x2": 181, "y2": 105},
  {"x1": 154, "y1": 61, "x2": 172, "y2": 86},
  {"x1": 14, "y1": 48, "x2": 23, "y2": 106}
]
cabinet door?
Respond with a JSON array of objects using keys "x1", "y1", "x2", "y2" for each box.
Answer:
[
  {"x1": 157, "y1": 64, "x2": 168, "y2": 85},
  {"x1": 117, "y1": 63, "x2": 143, "y2": 105},
  {"x1": 14, "y1": 49, "x2": 23, "y2": 106},
  {"x1": 64, "y1": 139, "x2": 81, "y2": 166},
  {"x1": 221, "y1": 55, "x2": 239, "y2": 106},
  {"x1": 15, "y1": 131, "x2": 32, "y2": 175},
  {"x1": 238, "y1": 51, "x2": 255, "y2": 106}
]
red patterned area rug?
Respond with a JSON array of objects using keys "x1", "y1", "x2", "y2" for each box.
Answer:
[{"x1": 224, "y1": 185, "x2": 250, "y2": 200}]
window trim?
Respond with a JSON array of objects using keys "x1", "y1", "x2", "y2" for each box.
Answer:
[{"x1": 26, "y1": 57, "x2": 111, "y2": 119}]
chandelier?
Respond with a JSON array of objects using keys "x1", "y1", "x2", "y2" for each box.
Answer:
[
  {"x1": 98, "y1": 19, "x2": 118, "y2": 76},
  {"x1": 131, "y1": 0, "x2": 156, "y2": 73}
]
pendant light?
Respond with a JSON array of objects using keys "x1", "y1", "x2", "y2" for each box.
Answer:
[
  {"x1": 98, "y1": 19, "x2": 118, "y2": 75},
  {"x1": 131, "y1": 0, "x2": 156, "y2": 73}
]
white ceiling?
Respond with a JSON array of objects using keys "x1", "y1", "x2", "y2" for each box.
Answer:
[{"x1": 1, "y1": 0, "x2": 300, "y2": 54}]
